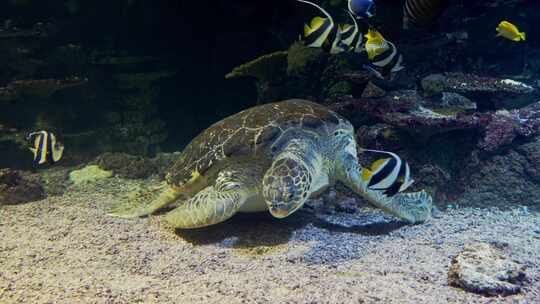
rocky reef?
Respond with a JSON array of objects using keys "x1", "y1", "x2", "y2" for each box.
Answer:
[
  {"x1": 223, "y1": 0, "x2": 540, "y2": 211},
  {"x1": 448, "y1": 242, "x2": 528, "y2": 296},
  {"x1": 0, "y1": 168, "x2": 45, "y2": 205}
]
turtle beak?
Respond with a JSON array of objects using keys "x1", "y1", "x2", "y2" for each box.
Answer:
[
  {"x1": 269, "y1": 205, "x2": 290, "y2": 218},
  {"x1": 269, "y1": 202, "x2": 303, "y2": 219}
]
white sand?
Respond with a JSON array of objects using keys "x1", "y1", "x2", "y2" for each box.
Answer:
[{"x1": 1, "y1": 177, "x2": 538, "y2": 304}]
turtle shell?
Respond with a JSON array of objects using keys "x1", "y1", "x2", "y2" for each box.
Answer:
[{"x1": 166, "y1": 99, "x2": 349, "y2": 186}]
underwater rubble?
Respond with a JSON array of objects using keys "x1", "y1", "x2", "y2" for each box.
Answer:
[
  {"x1": 94, "y1": 152, "x2": 178, "y2": 179},
  {"x1": 0, "y1": 168, "x2": 45, "y2": 205},
  {"x1": 448, "y1": 242, "x2": 528, "y2": 296}
]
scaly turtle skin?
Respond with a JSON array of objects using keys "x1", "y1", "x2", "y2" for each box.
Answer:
[{"x1": 109, "y1": 99, "x2": 432, "y2": 228}]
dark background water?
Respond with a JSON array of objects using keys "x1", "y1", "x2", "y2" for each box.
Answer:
[{"x1": 0, "y1": 0, "x2": 306, "y2": 152}]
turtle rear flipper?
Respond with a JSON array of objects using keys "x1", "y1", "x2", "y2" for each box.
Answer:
[
  {"x1": 165, "y1": 160, "x2": 266, "y2": 228},
  {"x1": 108, "y1": 182, "x2": 182, "y2": 219},
  {"x1": 165, "y1": 185, "x2": 253, "y2": 229}
]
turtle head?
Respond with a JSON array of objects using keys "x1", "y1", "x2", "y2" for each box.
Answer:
[{"x1": 263, "y1": 156, "x2": 313, "y2": 219}]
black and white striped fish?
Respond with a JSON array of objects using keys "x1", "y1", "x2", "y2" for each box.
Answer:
[
  {"x1": 361, "y1": 149, "x2": 414, "y2": 196},
  {"x1": 338, "y1": 11, "x2": 365, "y2": 53},
  {"x1": 362, "y1": 28, "x2": 404, "y2": 80},
  {"x1": 297, "y1": 0, "x2": 344, "y2": 54},
  {"x1": 27, "y1": 130, "x2": 64, "y2": 165}
]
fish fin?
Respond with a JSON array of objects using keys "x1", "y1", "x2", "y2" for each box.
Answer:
[
  {"x1": 366, "y1": 48, "x2": 377, "y2": 60},
  {"x1": 361, "y1": 168, "x2": 372, "y2": 182},
  {"x1": 29, "y1": 147, "x2": 38, "y2": 161},
  {"x1": 310, "y1": 16, "x2": 326, "y2": 29},
  {"x1": 391, "y1": 55, "x2": 405, "y2": 73},
  {"x1": 363, "y1": 64, "x2": 384, "y2": 79},
  {"x1": 296, "y1": 0, "x2": 334, "y2": 24},
  {"x1": 371, "y1": 158, "x2": 389, "y2": 172},
  {"x1": 38, "y1": 156, "x2": 47, "y2": 165},
  {"x1": 52, "y1": 144, "x2": 64, "y2": 162},
  {"x1": 520, "y1": 32, "x2": 526, "y2": 41},
  {"x1": 399, "y1": 178, "x2": 414, "y2": 193},
  {"x1": 304, "y1": 23, "x2": 311, "y2": 37}
]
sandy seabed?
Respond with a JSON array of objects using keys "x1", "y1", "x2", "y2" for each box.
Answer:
[{"x1": 1, "y1": 177, "x2": 539, "y2": 304}]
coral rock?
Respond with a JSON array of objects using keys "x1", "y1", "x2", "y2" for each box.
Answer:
[
  {"x1": 361, "y1": 82, "x2": 386, "y2": 98},
  {"x1": 421, "y1": 73, "x2": 537, "y2": 109},
  {"x1": 96, "y1": 152, "x2": 157, "y2": 179},
  {"x1": 69, "y1": 165, "x2": 112, "y2": 185},
  {"x1": 333, "y1": 93, "x2": 540, "y2": 151},
  {"x1": 0, "y1": 77, "x2": 88, "y2": 103},
  {"x1": 226, "y1": 51, "x2": 288, "y2": 82},
  {"x1": 422, "y1": 73, "x2": 535, "y2": 96},
  {"x1": 455, "y1": 145, "x2": 540, "y2": 208},
  {"x1": 286, "y1": 42, "x2": 325, "y2": 78},
  {"x1": 422, "y1": 92, "x2": 476, "y2": 113},
  {"x1": 479, "y1": 101, "x2": 540, "y2": 151},
  {"x1": 356, "y1": 124, "x2": 405, "y2": 151},
  {"x1": 225, "y1": 50, "x2": 289, "y2": 103},
  {"x1": 448, "y1": 242, "x2": 527, "y2": 296},
  {"x1": 332, "y1": 91, "x2": 481, "y2": 139},
  {"x1": 0, "y1": 168, "x2": 45, "y2": 205}
]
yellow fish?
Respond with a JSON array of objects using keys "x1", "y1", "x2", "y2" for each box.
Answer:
[
  {"x1": 364, "y1": 28, "x2": 390, "y2": 60},
  {"x1": 496, "y1": 21, "x2": 526, "y2": 42}
]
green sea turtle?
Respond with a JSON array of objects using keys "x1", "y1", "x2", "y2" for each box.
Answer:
[{"x1": 109, "y1": 99, "x2": 432, "y2": 228}]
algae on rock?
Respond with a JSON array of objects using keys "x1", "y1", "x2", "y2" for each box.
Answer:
[
  {"x1": 225, "y1": 50, "x2": 288, "y2": 103},
  {"x1": 69, "y1": 165, "x2": 112, "y2": 185}
]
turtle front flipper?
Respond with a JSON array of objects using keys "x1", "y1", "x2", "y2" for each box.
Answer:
[
  {"x1": 108, "y1": 182, "x2": 184, "y2": 219},
  {"x1": 164, "y1": 185, "x2": 250, "y2": 229},
  {"x1": 337, "y1": 153, "x2": 433, "y2": 224}
]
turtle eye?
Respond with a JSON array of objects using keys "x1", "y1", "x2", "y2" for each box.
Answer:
[{"x1": 333, "y1": 130, "x2": 346, "y2": 137}]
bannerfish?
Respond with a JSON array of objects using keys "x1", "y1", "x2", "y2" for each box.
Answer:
[
  {"x1": 27, "y1": 130, "x2": 64, "y2": 165},
  {"x1": 360, "y1": 148, "x2": 414, "y2": 196},
  {"x1": 298, "y1": 0, "x2": 344, "y2": 54},
  {"x1": 340, "y1": 11, "x2": 365, "y2": 53},
  {"x1": 339, "y1": 24, "x2": 358, "y2": 50},
  {"x1": 348, "y1": 0, "x2": 375, "y2": 19},
  {"x1": 364, "y1": 28, "x2": 390, "y2": 60},
  {"x1": 496, "y1": 20, "x2": 526, "y2": 42},
  {"x1": 363, "y1": 28, "x2": 404, "y2": 80}
]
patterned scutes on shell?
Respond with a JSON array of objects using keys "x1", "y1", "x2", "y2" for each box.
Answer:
[{"x1": 166, "y1": 99, "x2": 345, "y2": 186}]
